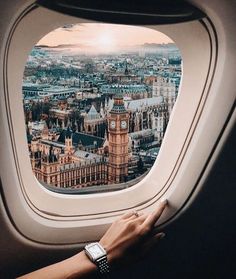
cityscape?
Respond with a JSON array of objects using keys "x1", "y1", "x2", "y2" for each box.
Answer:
[{"x1": 22, "y1": 23, "x2": 182, "y2": 192}]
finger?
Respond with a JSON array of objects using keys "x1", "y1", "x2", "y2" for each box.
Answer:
[
  {"x1": 142, "y1": 200, "x2": 168, "y2": 228},
  {"x1": 136, "y1": 213, "x2": 148, "y2": 224},
  {"x1": 127, "y1": 214, "x2": 147, "y2": 226},
  {"x1": 126, "y1": 212, "x2": 145, "y2": 221},
  {"x1": 143, "y1": 232, "x2": 165, "y2": 253},
  {"x1": 121, "y1": 210, "x2": 144, "y2": 220},
  {"x1": 120, "y1": 211, "x2": 137, "y2": 219},
  {"x1": 154, "y1": 232, "x2": 166, "y2": 240}
]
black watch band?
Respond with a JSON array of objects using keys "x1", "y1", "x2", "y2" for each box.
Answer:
[
  {"x1": 96, "y1": 256, "x2": 110, "y2": 274},
  {"x1": 84, "y1": 242, "x2": 110, "y2": 277}
]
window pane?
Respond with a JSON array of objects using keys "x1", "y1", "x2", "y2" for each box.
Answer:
[{"x1": 22, "y1": 23, "x2": 182, "y2": 193}]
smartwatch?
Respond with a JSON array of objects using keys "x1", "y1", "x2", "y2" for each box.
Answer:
[{"x1": 84, "y1": 242, "x2": 110, "y2": 275}]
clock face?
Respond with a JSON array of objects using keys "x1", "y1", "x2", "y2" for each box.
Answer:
[
  {"x1": 89, "y1": 244, "x2": 104, "y2": 258},
  {"x1": 86, "y1": 243, "x2": 106, "y2": 261},
  {"x1": 110, "y1": 120, "x2": 116, "y2": 129},
  {"x1": 121, "y1": 120, "x2": 127, "y2": 129}
]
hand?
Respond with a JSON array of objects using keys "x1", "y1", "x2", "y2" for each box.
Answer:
[
  {"x1": 99, "y1": 200, "x2": 168, "y2": 267},
  {"x1": 17, "y1": 201, "x2": 168, "y2": 279}
]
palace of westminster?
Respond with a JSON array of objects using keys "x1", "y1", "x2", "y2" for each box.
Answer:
[{"x1": 29, "y1": 77, "x2": 178, "y2": 189}]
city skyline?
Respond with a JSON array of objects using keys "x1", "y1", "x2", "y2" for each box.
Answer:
[
  {"x1": 37, "y1": 23, "x2": 174, "y2": 54},
  {"x1": 24, "y1": 24, "x2": 181, "y2": 191}
]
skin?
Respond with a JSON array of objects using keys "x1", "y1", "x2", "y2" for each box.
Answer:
[{"x1": 18, "y1": 200, "x2": 168, "y2": 279}]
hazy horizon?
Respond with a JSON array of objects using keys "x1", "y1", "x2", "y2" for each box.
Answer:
[{"x1": 37, "y1": 23, "x2": 174, "y2": 54}]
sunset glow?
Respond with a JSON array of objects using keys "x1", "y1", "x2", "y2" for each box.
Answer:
[
  {"x1": 37, "y1": 23, "x2": 173, "y2": 53},
  {"x1": 95, "y1": 32, "x2": 116, "y2": 51}
]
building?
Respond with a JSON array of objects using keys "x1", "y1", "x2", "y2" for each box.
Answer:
[
  {"x1": 83, "y1": 105, "x2": 107, "y2": 137},
  {"x1": 130, "y1": 129, "x2": 156, "y2": 151},
  {"x1": 30, "y1": 128, "x2": 108, "y2": 188},
  {"x1": 104, "y1": 63, "x2": 142, "y2": 84},
  {"x1": 100, "y1": 84, "x2": 149, "y2": 100},
  {"x1": 22, "y1": 83, "x2": 50, "y2": 98},
  {"x1": 30, "y1": 93, "x2": 131, "y2": 188},
  {"x1": 152, "y1": 77, "x2": 177, "y2": 113},
  {"x1": 108, "y1": 92, "x2": 130, "y2": 184},
  {"x1": 23, "y1": 83, "x2": 76, "y2": 99}
]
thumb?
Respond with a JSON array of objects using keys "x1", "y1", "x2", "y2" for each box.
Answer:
[
  {"x1": 142, "y1": 232, "x2": 166, "y2": 255},
  {"x1": 154, "y1": 232, "x2": 166, "y2": 241}
]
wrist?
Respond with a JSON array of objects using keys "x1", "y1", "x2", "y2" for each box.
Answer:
[
  {"x1": 99, "y1": 241, "x2": 120, "y2": 268},
  {"x1": 84, "y1": 242, "x2": 110, "y2": 275},
  {"x1": 66, "y1": 251, "x2": 97, "y2": 278}
]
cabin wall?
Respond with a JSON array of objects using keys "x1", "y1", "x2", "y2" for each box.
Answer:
[
  {"x1": 0, "y1": 0, "x2": 235, "y2": 278},
  {"x1": 0, "y1": 127, "x2": 235, "y2": 279}
]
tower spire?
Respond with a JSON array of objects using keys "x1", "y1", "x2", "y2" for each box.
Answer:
[
  {"x1": 108, "y1": 92, "x2": 129, "y2": 184},
  {"x1": 124, "y1": 60, "x2": 129, "y2": 75}
]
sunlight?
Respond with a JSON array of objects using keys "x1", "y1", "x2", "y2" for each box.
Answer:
[{"x1": 96, "y1": 32, "x2": 116, "y2": 52}]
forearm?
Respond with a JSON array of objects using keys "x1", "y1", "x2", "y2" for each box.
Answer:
[
  {"x1": 18, "y1": 251, "x2": 97, "y2": 279},
  {"x1": 18, "y1": 202, "x2": 167, "y2": 278}
]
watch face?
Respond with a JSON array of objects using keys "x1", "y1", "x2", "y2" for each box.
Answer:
[
  {"x1": 85, "y1": 243, "x2": 106, "y2": 261},
  {"x1": 121, "y1": 120, "x2": 127, "y2": 129},
  {"x1": 110, "y1": 120, "x2": 116, "y2": 129}
]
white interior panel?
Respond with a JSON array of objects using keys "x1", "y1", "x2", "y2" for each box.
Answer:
[{"x1": 0, "y1": 2, "x2": 234, "y2": 244}]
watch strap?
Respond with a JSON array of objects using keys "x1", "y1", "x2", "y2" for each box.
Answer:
[{"x1": 97, "y1": 255, "x2": 110, "y2": 274}]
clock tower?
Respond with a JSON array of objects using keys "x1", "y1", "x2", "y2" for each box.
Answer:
[{"x1": 108, "y1": 93, "x2": 129, "y2": 184}]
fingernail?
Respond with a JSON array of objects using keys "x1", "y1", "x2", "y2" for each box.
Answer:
[
  {"x1": 160, "y1": 233, "x2": 166, "y2": 239},
  {"x1": 161, "y1": 199, "x2": 168, "y2": 205}
]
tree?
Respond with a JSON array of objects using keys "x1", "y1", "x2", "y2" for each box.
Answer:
[{"x1": 137, "y1": 157, "x2": 144, "y2": 173}]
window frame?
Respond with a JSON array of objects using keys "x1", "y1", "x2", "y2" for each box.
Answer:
[{"x1": 1, "y1": 3, "x2": 234, "y2": 244}]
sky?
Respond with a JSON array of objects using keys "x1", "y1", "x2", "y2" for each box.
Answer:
[{"x1": 37, "y1": 23, "x2": 173, "y2": 54}]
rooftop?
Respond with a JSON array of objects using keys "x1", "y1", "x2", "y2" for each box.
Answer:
[
  {"x1": 87, "y1": 105, "x2": 100, "y2": 120},
  {"x1": 57, "y1": 129, "x2": 105, "y2": 149},
  {"x1": 124, "y1": 96, "x2": 163, "y2": 111},
  {"x1": 73, "y1": 150, "x2": 103, "y2": 161}
]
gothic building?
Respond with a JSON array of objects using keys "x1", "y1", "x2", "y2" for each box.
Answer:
[
  {"x1": 100, "y1": 84, "x2": 149, "y2": 100},
  {"x1": 108, "y1": 92, "x2": 129, "y2": 184},
  {"x1": 28, "y1": 74, "x2": 178, "y2": 189},
  {"x1": 124, "y1": 97, "x2": 169, "y2": 143},
  {"x1": 104, "y1": 62, "x2": 142, "y2": 84},
  {"x1": 31, "y1": 127, "x2": 108, "y2": 188},
  {"x1": 152, "y1": 77, "x2": 177, "y2": 113},
  {"x1": 30, "y1": 93, "x2": 130, "y2": 188},
  {"x1": 83, "y1": 104, "x2": 106, "y2": 137}
]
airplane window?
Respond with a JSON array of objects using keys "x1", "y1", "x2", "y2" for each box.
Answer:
[
  {"x1": 22, "y1": 23, "x2": 182, "y2": 193},
  {"x1": 4, "y1": 3, "x2": 228, "y2": 242}
]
